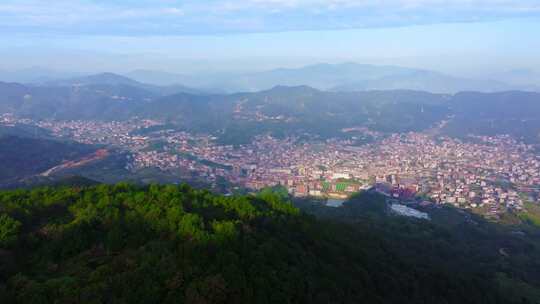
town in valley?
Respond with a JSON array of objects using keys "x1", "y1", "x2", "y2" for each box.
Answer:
[{"x1": 3, "y1": 112, "x2": 539, "y2": 219}]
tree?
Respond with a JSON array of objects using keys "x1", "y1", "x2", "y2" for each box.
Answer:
[{"x1": 0, "y1": 214, "x2": 21, "y2": 248}]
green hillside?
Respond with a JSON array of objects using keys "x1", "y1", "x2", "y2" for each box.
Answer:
[
  {"x1": 1, "y1": 184, "x2": 540, "y2": 303},
  {"x1": 0, "y1": 136, "x2": 96, "y2": 186},
  {"x1": 3, "y1": 82, "x2": 540, "y2": 144}
]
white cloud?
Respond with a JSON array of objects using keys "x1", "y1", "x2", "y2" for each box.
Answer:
[{"x1": 0, "y1": 0, "x2": 539, "y2": 35}]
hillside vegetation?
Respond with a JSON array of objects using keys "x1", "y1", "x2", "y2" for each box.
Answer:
[
  {"x1": 1, "y1": 184, "x2": 540, "y2": 303},
  {"x1": 0, "y1": 136, "x2": 95, "y2": 186},
  {"x1": 3, "y1": 78, "x2": 540, "y2": 144}
]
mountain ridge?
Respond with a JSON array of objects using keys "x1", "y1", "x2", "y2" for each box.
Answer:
[
  {"x1": 1, "y1": 81, "x2": 540, "y2": 143},
  {"x1": 125, "y1": 63, "x2": 533, "y2": 94},
  {"x1": 4, "y1": 63, "x2": 537, "y2": 94},
  {"x1": 43, "y1": 72, "x2": 219, "y2": 96}
]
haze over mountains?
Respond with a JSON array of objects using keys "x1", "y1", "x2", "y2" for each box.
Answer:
[
  {"x1": 190, "y1": 63, "x2": 526, "y2": 94},
  {"x1": 2, "y1": 60, "x2": 539, "y2": 193},
  {"x1": 1, "y1": 70, "x2": 540, "y2": 145},
  {"x1": 2, "y1": 63, "x2": 539, "y2": 94},
  {"x1": 1, "y1": 62, "x2": 539, "y2": 188},
  {"x1": 3, "y1": 1, "x2": 540, "y2": 302},
  {"x1": 0, "y1": 67, "x2": 84, "y2": 84}
]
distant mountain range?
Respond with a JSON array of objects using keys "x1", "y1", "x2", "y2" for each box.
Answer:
[
  {"x1": 43, "y1": 72, "x2": 218, "y2": 96},
  {"x1": 123, "y1": 63, "x2": 540, "y2": 94},
  {"x1": 46, "y1": 72, "x2": 144, "y2": 87},
  {"x1": 125, "y1": 69, "x2": 193, "y2": 86},
  {"x1": 2, "y1": 75, "x2": 539, "y2": 144},
  {"x1": 211, "y1": 63, "x2": 516, "y2": 93},
  {"x1": 0, "y1": 79, "x2": 152, "y2": 121},
  {"x1": 495, "y1": 69, "x2": 540, "y2": 87},
  {"x1": 2, "y1": 63, "x2": 539, "y2": 94}
]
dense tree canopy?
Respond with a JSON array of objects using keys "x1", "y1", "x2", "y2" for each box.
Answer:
[{"x1": 0, "y1": 184, "x2": 539, "y2": 303}]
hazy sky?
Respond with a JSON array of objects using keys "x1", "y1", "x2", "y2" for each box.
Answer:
[{"x1": 1, "y1": 0, "x2": 540, "y2": 76}]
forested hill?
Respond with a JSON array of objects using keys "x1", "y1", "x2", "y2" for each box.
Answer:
[
  {"x1": 0, "y1": 135, "x2": 96, "y2": 186},
  {"x1": 2, "y1": 184, "x2": 540, "y2": 303},
  {"x1": 3, "y1": 80, "x2": 540, "y2": 144}
]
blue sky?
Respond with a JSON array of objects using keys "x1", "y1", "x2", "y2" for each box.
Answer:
[{"x1": 1, "y1": 0, "x2": 540, "y2": 75}]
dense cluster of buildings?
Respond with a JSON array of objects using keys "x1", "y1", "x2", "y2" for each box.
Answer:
[
  {"x1": 3, "y1": 114, "x2": 540, "y2": 217},
  {"x1": 35, "y1": 119, "x2": 159, "y2": 147}
]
